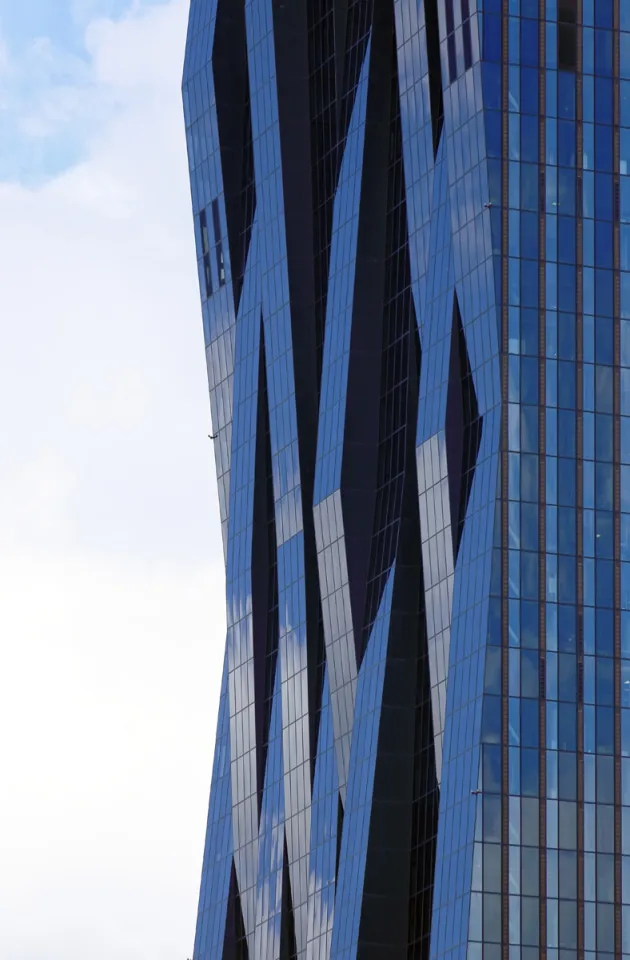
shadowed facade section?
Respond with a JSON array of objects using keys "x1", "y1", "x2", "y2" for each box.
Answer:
[
  {"x1": 182, "y1": 1, "x2": 516, "y2": 958},
  {"x1": 445, "y1": 293, "x2": 482, "y2": 561},
  {"x1": 212, "y1": 0, "x2": 255, "y2": 313}
]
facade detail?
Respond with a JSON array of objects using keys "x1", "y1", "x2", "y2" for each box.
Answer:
[{"x1": 183, "y1": 0, "x2": 630, "y2": 957}]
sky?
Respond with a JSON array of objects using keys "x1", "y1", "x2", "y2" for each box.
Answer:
[{"x1": 0, "y1": 1, "x2": 225, "y2": 958}]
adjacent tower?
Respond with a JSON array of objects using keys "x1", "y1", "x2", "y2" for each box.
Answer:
[{"x1": 183, "y1": 0, "x2": 630, "y2": 957}]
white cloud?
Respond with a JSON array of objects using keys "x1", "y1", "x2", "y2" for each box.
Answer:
[
  {"x1": 0, "y1": 548, "x2": 224, "y2": 960},
  {"x1": 0, "y1": 32, "x2": 100, "y2": 173},
  {"x1": 0, "y1": 2, "x2": 225, "y2": 958}
]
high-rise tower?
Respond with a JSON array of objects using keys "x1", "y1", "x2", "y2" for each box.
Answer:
[{"x1": 183, "y1": 1, "x2": 630, "y2": 956}]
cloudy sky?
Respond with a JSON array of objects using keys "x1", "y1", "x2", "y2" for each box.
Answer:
[{"x1": 0, "y1": 1, "x2": 225, "y2": 957}]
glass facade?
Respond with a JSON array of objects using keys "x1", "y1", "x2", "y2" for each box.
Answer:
[{"x1": 182, "y1": 0, "x2": 630, "y2": 956}]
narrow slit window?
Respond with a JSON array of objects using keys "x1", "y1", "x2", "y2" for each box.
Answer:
[
  {"x1": 445, "y1": 0, "x2": 456, "y2": 84},
  {"x1": 424, "y1": 0, "x2": 444, "y2": 156},
  {"x1": 200, "y1": 208, "x2": 210, "y2": 256},
  {"x1": 199, "y1": 208, "x2": 213, "y2": 297},
  {"x1": 444, "y1": 0, "x2": 454, "y2": 39},
  {"x1": 461, "y1": 0, "x2": 472, "y2": 71},
  {"x1": 211, "y1": 198, "x2": 226, "y2": 287},
  {"x1": 558, "y1": 0, "x2": 577, "y2": 71}
]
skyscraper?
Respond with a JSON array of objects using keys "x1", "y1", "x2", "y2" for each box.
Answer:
[{"x1": 182, "y1": 0, "x2": 630, "y2": 956}]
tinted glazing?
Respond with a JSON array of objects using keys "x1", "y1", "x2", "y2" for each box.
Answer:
[{"x1": 183, "y1": 0, "x2": 630, "y2": 957}]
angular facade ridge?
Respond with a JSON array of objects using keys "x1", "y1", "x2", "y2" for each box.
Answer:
[{"x1": 185, "y1": 0, "x2": 625, "y2": 957}]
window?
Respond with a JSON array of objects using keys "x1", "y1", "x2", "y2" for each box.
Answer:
[
  {"x1": 424, "y1": 0, "x2": 444, "y2": 155},
  {"x1": 558, "y1": 0, "x2": 577, "y2": 71},
  {"x1": 461, "y1": 0, "x2": 472, "y2": 70},
  {"x1": 211, "y1": 198, "x2": 226, "y2": 287},
  {"x1": 444, "y1": 0, "x2": 456, "y2": 83},
  {"x1": 199, "y1": 208, "x2": 213, "y2": 298}
]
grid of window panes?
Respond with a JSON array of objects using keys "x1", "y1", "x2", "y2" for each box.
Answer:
[
  {"x1": 182, "y1": 0, "x2": 630, "y2": 958},
  {"x1": 183, "y1": 1, "x2": 239, "y2": 956},
  {"x1": 479, "y1": 0, "x2": 630, "y2": 957}
]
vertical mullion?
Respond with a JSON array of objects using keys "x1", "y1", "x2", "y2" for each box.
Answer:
[
  {"x1": 501, "y1": 2, "x2": 510, "y2": 957},
  {"x1": 614, "y1": 1, "x2": 622, "y2": 956},
  {"x1": 575, "y1": 1, "x2": 585, "y2": 956},
  {"x1": 538, "y1": 3, "x2": 547, "y2": 958}
]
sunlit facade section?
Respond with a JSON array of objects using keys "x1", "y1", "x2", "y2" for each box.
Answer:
[{"x1": 183, "y1": 1, "x2": 630, "y2": 957}]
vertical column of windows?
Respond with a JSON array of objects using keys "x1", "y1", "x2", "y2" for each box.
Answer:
[
  {"x1": 545, "y1": 0, "x2": 582, "y2": 952},
  {"x1": 500, "y1": 1, "x2": 510, "y2": 958},
  {"x1": 537, "y1": 3, "x2": 547, "y2": 956},
  {"x1": 580, "y1": 6, "x2": 595, "y2": 949},
  {"x1": 618, "y1": 6, "x2": 630, "y2": 957},
  {"x1": 574, "y1": 1, "x2": 585, "y2": 955},
  {"x1": 578, "y1": 1, "x2": 617, "y2": 955},
  {"x1": 503, "y1": 4, "x2": 548, "y2": 957},
  {"x1": 581, "y1": 6, "x2": 594, "y2": 953},
  {"x1": 613, "y1": 2, "x2": 622, "y2": 956}
]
